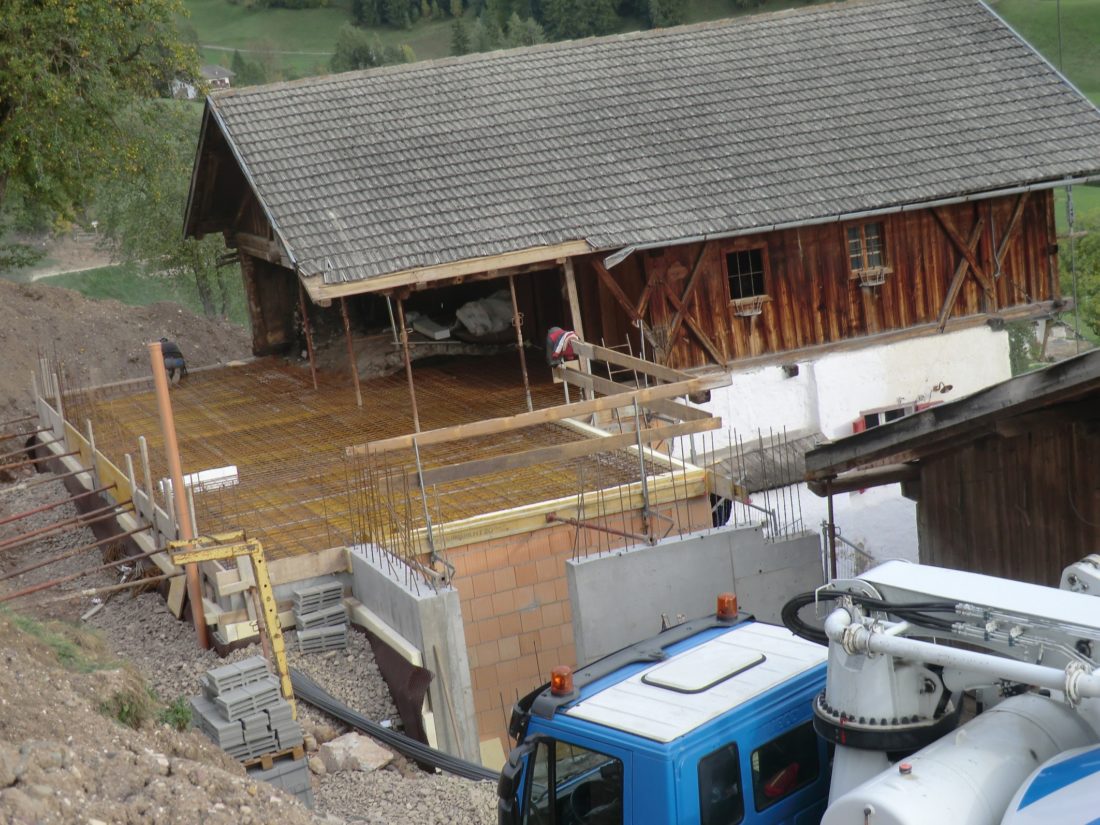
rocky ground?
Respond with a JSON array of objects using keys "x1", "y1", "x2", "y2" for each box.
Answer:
[{"x1": 0, "y1": 471, "x2": 497, "y2": 823}]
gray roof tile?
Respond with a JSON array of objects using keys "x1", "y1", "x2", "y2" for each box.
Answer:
[{"x1": 206, "y1": 0, "x2": 1100, "y2": 285}]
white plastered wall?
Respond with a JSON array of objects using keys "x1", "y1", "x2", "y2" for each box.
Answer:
[{"x1": 681, "y1": 325, "x2": 1013, "y2": 563}]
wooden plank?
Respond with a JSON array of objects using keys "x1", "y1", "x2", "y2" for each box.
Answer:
[
  {"x1": 410, "y1": 418, "x2": 719, "y2": 488},
  {"x1": 806, "y1": 463, "x2": 920, "y2": 496},
  {"x1": 231, "y1": 232, "x2": 292, "y2": 268},
  {"x1": 706, "y1": 471, "x2": 749, "y2": 502},
  {"x1": 352, "y1": 373, "x2": 730, "y2": 456},
  {"x1": 300, "y1": 240, "x2": 592, "y2": 302},
  {"x1": 593, "y1": 259, "x2": 642, "y2": 322},
  {"x1": 555, "y1": 369, "x2": 713, "y2": 421},
  {"x1": 266, "y1": 545, "x2": 349, "y2": 586},
  {"x1": 569, "y1": 340, "x2": 692, "y2": 384}
]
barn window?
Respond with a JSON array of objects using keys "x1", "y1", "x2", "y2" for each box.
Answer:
[
  {"x1": 725, "y1": 248, "x2": 768, "y2": 302},
  {"x1": 847, "y1": 222, "x2": 885, "y2": 273}
]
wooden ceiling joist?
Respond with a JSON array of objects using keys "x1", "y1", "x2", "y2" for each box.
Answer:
[{"x1": 348, "y1": 372, "x2": 730, "y2": 457}]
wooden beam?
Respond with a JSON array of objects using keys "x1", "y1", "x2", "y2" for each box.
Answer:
[
  {"x1": 554, "y1": 369, "x2": 713, "y2": 421},
  {"x1": 406, "y1": 418, "x2": 720, "y2": 488},
  {"x1": 563, "y1": 258, "x2": 590, "y2": 393},
  {"x1": 665, "y1": 286, "x2": 726, "y2": 366},
  {"x1": 300, "y1": 241, "x2": 592, "y2": 303},
  {"x1": 593, "y1": 259, "x2": 642, "y2": 322},
  {"x1": 807, "y1": 463, "x2": 920, "y2": 496},
  {"x1": 706, "y1": 470, "x2": 749, "y2": 503},
  {"x1": 936, "y1": 218, "x2": 985, "y2": 331},
  {"x1": 569, "y1": 340, "x2": 692, "y2": 384},
  {"x1": 350, "y1": 373, "x2": 731, "y2": 456},
  {"x1": 662, "y1": 244, "x2": 709, "y2": 354},
  {"x1": 934, "y1": 210, "x2": 993, "y2": 292},
  {"x1": 231, "y1": 232, "x2": 292, "y2": 269},
  {"x1": 995, "y1": 192, "x2": 1030, "y2": 269}
]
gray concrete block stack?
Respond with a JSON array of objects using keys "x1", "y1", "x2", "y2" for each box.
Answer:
[
  {"x1": 247, "y1": 752, "x2": 314, "y2": 809},
  {"x1": 190, "y1": 656, "x2": 303, "y2": 761},
  {"x1": 292, "y1": 579, "x2": 349, "y2": 654}
]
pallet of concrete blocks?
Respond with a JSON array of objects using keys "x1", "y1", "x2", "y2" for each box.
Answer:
[
  {"x1": 292, "y1": 579, "x2": 344, "y2": 616},
  {"x1": 190, "y1": 655, "x2": 304, "y2": 762},
  {"x1": 295, "y1": 602, "x2": 348, "y2": 630},
  {"x1": 247, "y1": 754, "x2": 314, "y2": 809},
  {"x1": 296, "y1": 623, "x2": 349, "y2": 654}
]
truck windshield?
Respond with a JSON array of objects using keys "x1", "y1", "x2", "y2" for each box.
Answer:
[{"x1": 524, "y1": 739, "x2": 623, "y2": 825}]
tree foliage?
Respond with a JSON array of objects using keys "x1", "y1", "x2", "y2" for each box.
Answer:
[
  {"x1": 93, "y1": 103, "x2": 233, "y2": 318},
  {"x1": 647, "y1": 0, "x2": 685, "y2": 28},
  {"x1": 0, "y1": 0, "x2": 196, "y2": 219},
  {"x1": 230, "y1": 49, "x2": 269, "y2": 86},
  {"x1": 538, "y1": 0, "x2": 617, "y2": 40},
  {"x1": 1063, "y1": 213, "x2": 1100, "y2": 337},
  {"x1": 331, "y1": 25, "x2": 414, "y2": 72}
]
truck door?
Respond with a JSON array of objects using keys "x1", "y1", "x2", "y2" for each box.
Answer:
[
  {"x1": 522, "y1": 737, "x2": 628, "y2": 825},
  {"x1": 745, "y1": 721, "x2": 826, "y2": 824}
]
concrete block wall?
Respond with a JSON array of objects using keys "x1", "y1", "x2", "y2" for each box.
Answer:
[
  {"x1": 447, "y1": 496, "x2": 713, "y2": 749},
  {"x1": 566, "y1": 524, "x2": 824, "y2": 664},
  {"x1": 348, "y1": 549, "x2": 479, "y2": 764}
]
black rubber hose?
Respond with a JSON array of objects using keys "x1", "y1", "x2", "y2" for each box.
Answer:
[
  {"x1": 290, "y1": 668, "x2": 498, "y2": 782},
  {"x1": 781, "y1": 590, "x2": 960, "y2": 646}
]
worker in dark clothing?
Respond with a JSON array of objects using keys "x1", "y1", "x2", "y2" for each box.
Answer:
[{"x1": 160, "y1": 338, "x2": 187, "y2": 385}]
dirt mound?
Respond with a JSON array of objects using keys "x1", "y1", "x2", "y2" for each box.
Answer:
[{"x1": 0, "y1": 279, "x2": 251, "y2": 418}]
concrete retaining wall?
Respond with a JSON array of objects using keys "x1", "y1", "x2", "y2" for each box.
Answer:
[
  {"x1": 567, "y1": 525, "x2": 823, "y2": 664},
  {"x1": 348, "y1": 548, "x2": 479, "y2": 764}
]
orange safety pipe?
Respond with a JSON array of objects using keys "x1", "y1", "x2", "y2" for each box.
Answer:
[
  {"x1": 148, "y1": 341, "x2": 208, "y2": 649},
  {"x1": 0, "y1": 484, "x2": 115, "y2": 528}
]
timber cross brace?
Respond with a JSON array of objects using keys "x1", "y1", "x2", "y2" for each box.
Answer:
[
  {"x1": 934, "y1": 193, "x2": 1030, "y2": 331},
  {"x1": 594, "y1": 245, "x2": 725, "y2": 367}
]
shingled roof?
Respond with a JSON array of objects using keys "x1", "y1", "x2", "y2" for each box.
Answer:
[{"x1": 185, "y1": 0, "x2": 1100, "y2": 293}]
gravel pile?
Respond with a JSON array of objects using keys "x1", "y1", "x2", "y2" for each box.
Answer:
[{"x1": 2, "y1": 472, "x2": 498, "y2": 824}]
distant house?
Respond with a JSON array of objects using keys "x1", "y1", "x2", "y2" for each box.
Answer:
[
  {"x1": 200, "y1": 65, "x2": 234, "y2": 90},
  {"x1": 183, "y1": 0, "x2": 1100, "y2": 560}
]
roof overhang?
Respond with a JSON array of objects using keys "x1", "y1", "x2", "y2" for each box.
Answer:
[
  {"x1": 297, "y1": 239, "x2": 594, "y2": 303},
  {"x1": 804, "y1": 349, "x2": 1100, "y2": 493}
]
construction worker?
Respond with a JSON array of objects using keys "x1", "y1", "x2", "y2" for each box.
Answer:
[{"x1": 160, "y1": 338, "x2": 188, "y2": 385}]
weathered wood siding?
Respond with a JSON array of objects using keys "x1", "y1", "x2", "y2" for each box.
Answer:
[
  {"x1": 580, "y1": 192, "x2": 1057, "y2": 368},
  {"x1": 915, "y1": 414, "x2": 1100, "y2": 586}
]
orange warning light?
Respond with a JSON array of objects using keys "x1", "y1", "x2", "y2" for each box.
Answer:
[
  {"x1": 717, "y1": 592, "x2": 738, "y2": 619},
  {"x1": 550, "y1": 666, "x2": 574, "y2": 696}
]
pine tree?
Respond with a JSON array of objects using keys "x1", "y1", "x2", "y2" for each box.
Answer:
[{"x1": 451, "y1": 16, "x2": 472, "y2": 54}]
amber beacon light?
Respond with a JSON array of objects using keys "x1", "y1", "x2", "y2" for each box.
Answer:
[
  {"x1": 550, "y1": 665, "x2": 575, "y2": 696},
  {"x1": 716, "y1": 592, "x2": 738, "y2": 619}
]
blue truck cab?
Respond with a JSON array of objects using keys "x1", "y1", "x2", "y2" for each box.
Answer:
[{"x1": 498, "y1": 608, "x2": 829, "y2": 825}]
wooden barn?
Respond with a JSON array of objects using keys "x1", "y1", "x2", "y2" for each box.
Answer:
[
  {"x1": 804, "y1": 350, "x2": 1100, "y2": 586},
  {"x1": 184, "y1": 0, "x2": 1100, "y2": 378}
]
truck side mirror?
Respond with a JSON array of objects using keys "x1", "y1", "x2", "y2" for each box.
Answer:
[{"x1": 497, "y1": 738, "x2": 541, "y2": 825}]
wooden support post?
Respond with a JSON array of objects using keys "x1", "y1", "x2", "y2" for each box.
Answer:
[
  {"x1": 148, "y1": 341, "x2": 209, "y2": 650},
  {"x1": 340, "y1": 298, "x2": 363, "y2": 408},
  {"x1": 508, "y1": 274, "x2": 534, "y2": 413},
  {"x1": 298, "y1": 281, "x2": 318, "y2": 391},
  {"x1": 562, "y1": 259, "x2": 590, "y2": 396},
  {"x1": 395, "y1": 297, "x2": 421, "y2": 432}
]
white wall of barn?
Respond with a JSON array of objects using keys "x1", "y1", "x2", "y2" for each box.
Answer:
[{"x1": 677, "y1": 324, "x2": 1013, "y2": 565}]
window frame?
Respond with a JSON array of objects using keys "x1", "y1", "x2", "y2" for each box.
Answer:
[
  {"x1": 722, "y1": 243, "x2": 772, "y2": 308},
  {"x1": 845, "y1": 220, "x2": 891, "y2": 279},
  {"x1": 749, "y1": 721, "x2": 821, "y2": 813},
  {"x1": 698, "y1": 742, "x2": 745, "y2": 825},
  {"x1": 522, "y1": 738, "x2": 624, "y2": 825}
]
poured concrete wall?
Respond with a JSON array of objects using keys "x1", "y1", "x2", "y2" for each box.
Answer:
[
  {"x1": 567, "y1": 525, "x2": 823, "y2": 663},
  {"x1": 348, "y1": 548, "x2": 479, "y2": 763}
]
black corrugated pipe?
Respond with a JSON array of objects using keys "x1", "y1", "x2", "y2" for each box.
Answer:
[{"x1": 290, "y1": 668, "x2": 497, "y2": 783}]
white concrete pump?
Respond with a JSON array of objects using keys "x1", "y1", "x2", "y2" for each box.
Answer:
[{"x1": 789, "y1": 558, "x2": 1100, "y2": 825}]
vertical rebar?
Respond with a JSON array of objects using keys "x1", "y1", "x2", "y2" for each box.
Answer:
[
  {"x1": 297, "y1": 282, "x2": 319, "y2": 390},
  {"x1": 508, "y1": 275, "x2": 533, "y2": 413}
]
